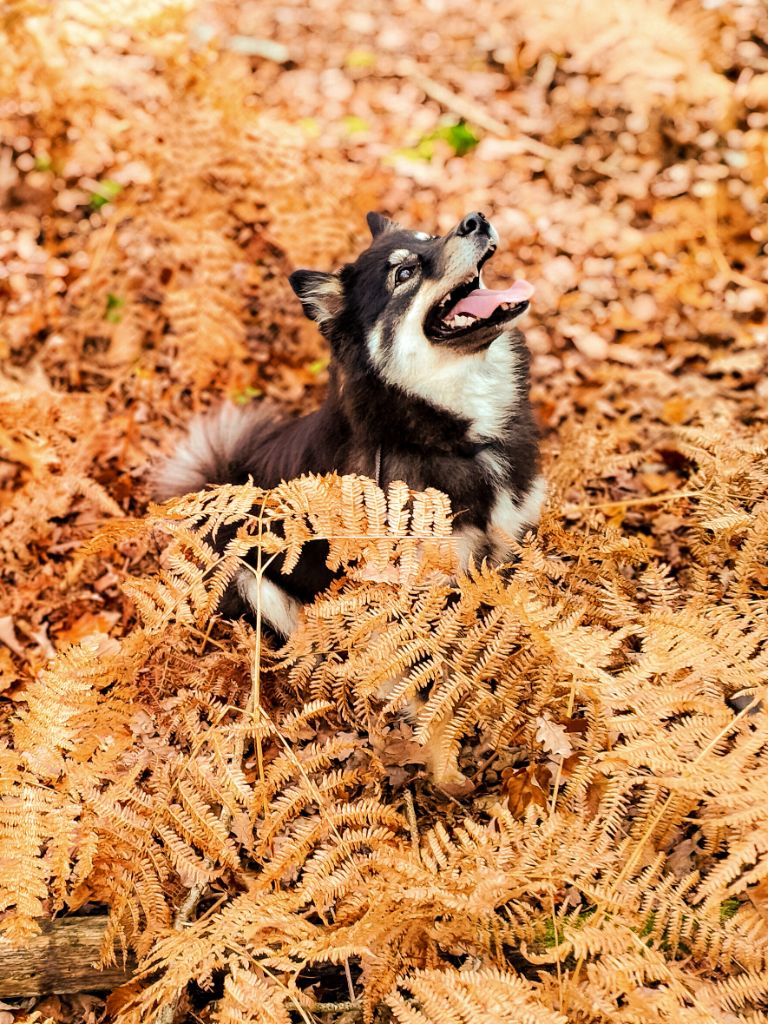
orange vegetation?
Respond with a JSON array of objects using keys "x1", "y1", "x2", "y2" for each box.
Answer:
[{"x1": 1, "y1": 2, "x2": 767, "y2": 1022}]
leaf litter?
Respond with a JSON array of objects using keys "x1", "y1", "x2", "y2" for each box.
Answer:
[{"x1": 1, "y1": 1, "x2": 768, "y2": 1022}]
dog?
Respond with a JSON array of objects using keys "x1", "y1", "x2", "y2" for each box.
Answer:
[{"x1": 154, "y1": 211, "x2": 545, "y2": 637}]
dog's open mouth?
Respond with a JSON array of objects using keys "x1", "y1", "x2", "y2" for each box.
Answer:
[{"x1": 425, "y1": 254, "x2": 534, "y2": 345}]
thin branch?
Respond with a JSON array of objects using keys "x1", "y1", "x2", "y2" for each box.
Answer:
[
  {"x1": 404, "y1": 787, "x2": 420, "y2": 860},
  {"x1": 311, "y1": 1000, "x2": 362, "y2": 1014},
  {"x1": 561, "y1": 490, "x2": 700, "y2": 515},
  {"x1": 393, "y1": 58, "x2": 563, "y2": 161}
]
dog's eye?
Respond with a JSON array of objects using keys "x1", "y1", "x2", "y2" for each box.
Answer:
[{"x1": 394, "y1": 265, "x2": 415, "y2": 285}]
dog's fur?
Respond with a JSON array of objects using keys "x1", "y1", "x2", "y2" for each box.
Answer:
[{"x1": 154, "y1": 212, "x2": 544, "y2": 636}]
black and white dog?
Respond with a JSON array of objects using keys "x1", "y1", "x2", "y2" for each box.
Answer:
[{"x1": 154, "y1": 211, "x2": 545, "y2": 634}]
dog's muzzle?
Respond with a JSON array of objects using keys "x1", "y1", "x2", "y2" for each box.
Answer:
[{"x1": 424, "y1": 214, "x2": 533, "y2": 348}]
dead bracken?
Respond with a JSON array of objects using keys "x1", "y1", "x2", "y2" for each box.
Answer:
[{"x1": 1, "y1": 2, "x2": 767, "y2": 1024}]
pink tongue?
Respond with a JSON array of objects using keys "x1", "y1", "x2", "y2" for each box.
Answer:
[{"x1": 447, "y1": 279, "x2": 534, "y2": 320}]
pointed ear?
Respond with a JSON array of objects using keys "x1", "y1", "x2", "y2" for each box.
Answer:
[
  {"x1": 366, "y1": 211, "x2": 399, "y2": 238},
  {"x1": 289, "y1": 270, "x2": 344, "y2": 327}
]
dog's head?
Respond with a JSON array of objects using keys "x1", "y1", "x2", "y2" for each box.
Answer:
[{"x1": 289, "y1": 212, "x2": 533, "y2": 366}]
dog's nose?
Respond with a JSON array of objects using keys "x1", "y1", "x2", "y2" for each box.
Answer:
[{"x1": 456, "y1": 211, "x2": 491, "y2": 237}]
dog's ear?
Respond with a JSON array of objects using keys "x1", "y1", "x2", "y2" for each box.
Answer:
[
  {"x1": 289, "y1": 269, "x2": 343, "y2": 327},
  {"x1": 366, "y1": 211, "x2": 399, "y2": 238}
]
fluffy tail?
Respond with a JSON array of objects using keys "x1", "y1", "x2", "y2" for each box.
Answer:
[{"x1": 151, "y1": 402, "x2": 271, "y2": 501}]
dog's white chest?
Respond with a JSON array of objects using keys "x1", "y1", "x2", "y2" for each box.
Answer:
[
  {"x1": 372, "y1": 310, "x2": 521, "y2": 440},
  {"x1": 442, "y1": 339, "x2": 519, "y2": 439}
]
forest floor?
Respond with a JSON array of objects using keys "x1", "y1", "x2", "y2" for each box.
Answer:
[{"x1": 1, "y1": 1, "x2": 768, "y2": 1022}]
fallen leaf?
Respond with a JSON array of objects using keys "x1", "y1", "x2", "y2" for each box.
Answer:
[
  {"x1": 105, "y1": 981, "x2": 143, "y2": 1019},
  {"x1": 501, "y1": 763, "x2": 550, "y2": 817},
  {"x1": 585, "y1": 776, "x2": 610, "y2": 820},
  {"x1": 0, "y1": 616, "x2": 25, "y2": 657},
  {"x1": 562, "y1": 717, "x2": 589, "y2": 734},
  {"x1": 642, "y1": 471, "x2": 675, "y2": 494},
  {"x1": 535, "y1": 716, "x2": 574, "y2": 759},
  {"x1": 0, "y1": 649, "x2": 18, "y2": 693},
  {"x1": 571, "y1": 330, "x2": 609, "y2": 359},
  {"x1": 55, "y1": 610, "x2": 120, "y2": 648},
  {"x1": 660, "y1": 396, "x2": 691, "y2": 425}
]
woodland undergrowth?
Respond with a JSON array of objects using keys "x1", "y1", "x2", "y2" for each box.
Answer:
[{"x1": 1, "y1": 2, "x2": 768, "y2": 1023}]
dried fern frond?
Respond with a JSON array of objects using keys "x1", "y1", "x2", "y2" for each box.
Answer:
[
  {"x1": 0, "y1": 0, "x2": 367, "y2": 404},
  {"x1": 213, "y1": 967, "x2": 292, "y2": 1024},
  {"x1": 3, "y1": 428, "x2": 767, "y2": 1016},
  {"x1": 2, "y1": 0, "x2": 768, "y2": 1019},
  {"x1": 386, "y1": 967, "x2": 567, "y2": 1024}
]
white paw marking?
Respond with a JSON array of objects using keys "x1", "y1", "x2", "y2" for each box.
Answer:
[{"x1": 488, "y1": 473, "x2": 547, "y2": 559}]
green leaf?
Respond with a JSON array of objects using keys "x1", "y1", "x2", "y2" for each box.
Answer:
[
  {"x1": 90, "y1": 179, "x2": 123, "y2": 210},
  {"x1": 720, "y1": 898, "x2": 741, "y2": 922},
  {"x1": 390, "y1": 139, "x2": 435, "y2": 164},
  {"x1": 391, "y1": 121, "x2": 481, "y2": 164},
  {"x1": 231, "y1": 385, "x2": 263, "y2": 405},
  {"x1": 105, "y1": 293, "x2": 125, "y2": 324},
  {"x1": 298, "y1": 118, "x2": 321, "y2": 139},
  {"x1": 341, "y1": 115, "x2": 369, "y2": 135},
  {"x1": 638, "y1": 911, "x2": 656, "y2": 938},
  {"x1": 539, "y1": 907, "x2": 596, "y2": 948},
  {"x1": 345, "y1": 49, "x2": 376, "y2": 69},
  {"x1": 306, "y1": 358, "x2": 328, "y2": 376},
  {"x1": 432, "y1": 121, "x2": 480, "y2": 157}
]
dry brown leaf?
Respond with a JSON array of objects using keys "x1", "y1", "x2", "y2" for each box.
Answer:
[
  {"x1": 54, "y1": 611, "x2": 121, "y2": 648},
  {"x1": 501, "y1": 763, "x2": 551, "y2": 817},
  {"x1": 535, "y1": 716, "x2": 574, "y2": 759}
]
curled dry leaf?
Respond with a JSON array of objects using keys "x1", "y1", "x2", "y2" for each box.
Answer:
[{"x1": 501, "y1": 763, "x2": 551, "y2": 817}]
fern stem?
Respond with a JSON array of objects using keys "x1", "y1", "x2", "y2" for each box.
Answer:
[
  {"x1": 563, "y1": 490, "x2": 699, "y2": 514},
  {"x1": 404, "y1": 787, "x2": 421, "y2": 860},
  {"x1": 343, "y1": 957, "x2": 357, "y2": 1004},
  {"x1": 569, "y1": 692, "x2": 763, "y2": 989},
  {"x1": 546, "y1": 682, "x2": 576, "y2": 1014}
]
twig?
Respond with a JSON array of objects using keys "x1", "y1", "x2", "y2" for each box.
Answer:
[
  {"x1": 195, "y1": 615, "x2": 219, "y2": 654},
  {"x1": 434, "y1": 784, "x2": 467, "y2": 809},
  {"x1": 311, "y1": 999, "x2": 362, "y2": 1014},
  {"x1": 545, "y1": 682, "x2": 576, "y2": 1015},
  {"x1": 343, "y1": 959, "x2": 357, "y2": 1004},
  {"x1": 561, "y1": 490, "x2": 699, "y2": 515},
  {"x1": 172, "y1": 883, "x2": 205, "y2": 931},
  {"x1": 188, "y1": 618, "x2": 226, "y2": 653},
  {"x1": 246, "y1": 497, "x2": 274, "y2": 818},
  {"x1": 404, "y1": 788, "x2": 420, "y2": 860},
  {"x1": 392, "y1": 58, "x2": 563, "y2": 161}
]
